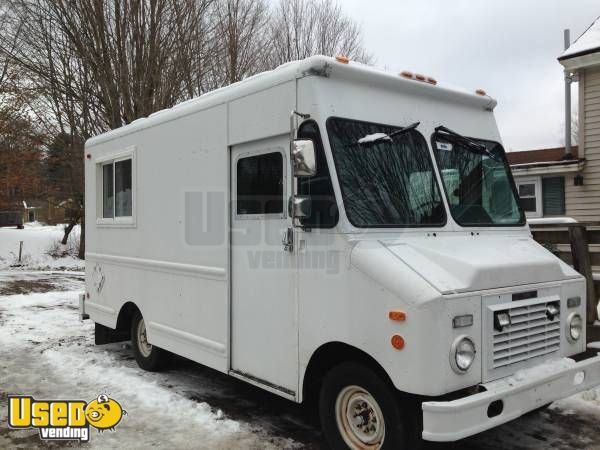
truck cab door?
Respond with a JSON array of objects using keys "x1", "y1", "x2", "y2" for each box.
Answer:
[{"x1": 230, "y1": 135, "x2": 297, "y2": 396}]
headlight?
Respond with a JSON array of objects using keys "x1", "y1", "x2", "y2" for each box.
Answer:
[
  {"x1": 567, "y1": 313, "x2": 583, "y2": 343},
  {"x1": 450, "y1": 335, "x2": 476, "y2": 374}
]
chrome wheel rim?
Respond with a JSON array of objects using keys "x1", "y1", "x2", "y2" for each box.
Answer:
[
  {"x1": 137, "y1": 318, "x2": 152, "y2": 358},
  {"x1": 335, "y1": 385, "x2": 385, "y2": 449}
]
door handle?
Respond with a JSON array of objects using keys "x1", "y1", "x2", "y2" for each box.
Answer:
[{"x1": 282, "y1": 227, "x2": 294, "y2": 252}]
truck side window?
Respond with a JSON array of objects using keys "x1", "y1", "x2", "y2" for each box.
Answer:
[
  {"x1": 297, "y1": 121, "x2": 339, "y2": 228},
  {"x1": 237, "y1": 152, "x2": 284, "y2": 215},
  {"x1": 101, "y1": 157, "x2": 133, "y2": 219}
]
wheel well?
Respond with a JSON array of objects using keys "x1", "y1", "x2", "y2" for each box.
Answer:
[
  {"x1": 115, "y1": 301, "x2": 140, "y2": 338},
  {"x1": 302, "y1": 342, "x2": 395, "y2": 406}
]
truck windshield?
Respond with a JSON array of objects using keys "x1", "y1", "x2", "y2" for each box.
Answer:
[
  {"x1": 431, "y1": 131, "x2": 525, "y2": 226},
  {"x1": 327, "y1": 117, "x2": 446, "y2": 227}
]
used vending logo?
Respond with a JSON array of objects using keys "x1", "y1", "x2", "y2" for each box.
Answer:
[{"x1": 7, "y1": 394, "x2": 126, "y2": 442}]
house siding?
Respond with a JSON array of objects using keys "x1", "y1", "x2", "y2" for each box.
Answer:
[{"x1": 566, "y1": 66, "x2": 600, "y2": 221}]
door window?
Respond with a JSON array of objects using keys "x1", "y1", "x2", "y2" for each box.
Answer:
[{"x1": 236, "y1": 152, "x2": 284, "y2": 216}]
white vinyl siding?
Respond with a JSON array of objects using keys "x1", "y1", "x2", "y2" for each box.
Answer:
[{"x1": 565, "y1": 67, "x2": 600, "y2": 221}]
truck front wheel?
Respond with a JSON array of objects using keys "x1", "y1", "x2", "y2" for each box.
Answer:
[
  {"x1": 131, "y1": 311, "x2": 170, "y2": 371},
  {"x1": 319, "y1": 362, "x2": 417, "y2": 450}
]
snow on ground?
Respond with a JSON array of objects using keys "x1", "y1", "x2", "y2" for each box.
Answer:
[
  {"x1": 2, "y1": 271, "x2": 600, "y2": 449},
  {"x1": 0, "y1": 280, "x2": 301, "y2": 449},
  {"x1": 0, "y1": 223, "x2": 83, "y2": 271}
]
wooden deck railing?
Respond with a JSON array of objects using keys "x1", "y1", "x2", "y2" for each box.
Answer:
[{"x1": 530, "y1": 221, "x2": 600, "y2": 340}]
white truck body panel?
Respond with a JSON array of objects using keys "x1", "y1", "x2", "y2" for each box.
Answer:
[{"x1": 83, "y1": 56, "x2": 599, "y2": 441}]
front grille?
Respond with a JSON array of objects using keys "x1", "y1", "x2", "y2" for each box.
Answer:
[{"x1": 492, "y1": 301, "x2": 561, "y2": 369}]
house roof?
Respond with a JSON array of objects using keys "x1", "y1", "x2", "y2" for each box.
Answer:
[
  {"x1": 559, "y1": 16, "x2": 600, "y2": 61},
  {"x1": 506, "y1": 146, "x2": 579, "y2": 165}
]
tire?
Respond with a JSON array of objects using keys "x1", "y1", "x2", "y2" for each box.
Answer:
[
  {"x1": 319, "y1": 362, "x2": 419, "y2": 450},
  {"x1": 130, "y1": 310, "x2": 170, "y2": 371}
]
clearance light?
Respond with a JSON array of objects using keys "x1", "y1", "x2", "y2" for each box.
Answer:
[
  {"x1": 400, "y1": 70, "x2": 438, "y2": 86},
  {"x1": 388, "y1": 311, "x2": 406, "y2": 322},
  {"x1": 475, "y1": 89, "x2": 487, "y2": 96},
  {"x1": 335, "y1": 54, "x2": 349, "y2": 64},
  {"x1": 391, "y1": 335, "x2": 405, "y2": 350},
  {"x1": 452, "y1": 314, "x2": 473, "y2": 328}
]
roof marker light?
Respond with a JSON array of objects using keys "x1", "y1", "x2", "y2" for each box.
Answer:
[
  {"x1": 335, "y1": 54, "x2": 349, "y2": 64},
  {"x1": 400, "y1": 71, "x2": 438, "y2": 86},
  {"x1": 475, "y1": 89, "x2": 487, "y2": 96}
]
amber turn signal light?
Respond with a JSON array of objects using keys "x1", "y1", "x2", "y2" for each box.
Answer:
[
  {"x1": 388, "y1": 311, "x2": 406, "y2": 321},
  {"x1": 391, "y1": 335, "x2": 405, "y2": 350}
]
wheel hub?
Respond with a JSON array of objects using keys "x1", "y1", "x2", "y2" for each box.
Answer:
[
  {"x1": 137, "y1": 318, "x2": 153, "y2": 357},
  {"x1": 335, "y1": 385, "x2": 385, "y2": 449}
]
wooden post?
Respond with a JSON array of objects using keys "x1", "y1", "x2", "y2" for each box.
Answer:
[
  {"x1": 568, "y1": 224, "x2": 598, "y2": 324},
  {"x1": 18, "y1": 241, "x2": 23, "y2": 263}
]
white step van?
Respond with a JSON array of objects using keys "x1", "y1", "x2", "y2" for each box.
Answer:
[{"x1": 82, "y1": 55, "x2": 600, "y2": 449}]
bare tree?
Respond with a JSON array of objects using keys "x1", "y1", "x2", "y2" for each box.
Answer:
[
  {"x1": 1, "y1": 0, "x2": 214, "y2": 256},
  {"x1": 0, "y1": 0, "x2": 373, "y2": 259},
  {"x1": 207, "y1": 0, "x2": 270, "y2": 87},
  {"x1": 269, "y1": 0, "x2": 372, "y2": 67}
]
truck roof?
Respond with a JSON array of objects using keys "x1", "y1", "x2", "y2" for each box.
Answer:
[{"x1": 86, "y1": 55, "x2": 497, "y2": 147}]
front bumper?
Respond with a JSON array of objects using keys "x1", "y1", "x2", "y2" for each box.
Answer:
[{"x1": 422, "y1": 355, "x2": 600, "y2": 442}]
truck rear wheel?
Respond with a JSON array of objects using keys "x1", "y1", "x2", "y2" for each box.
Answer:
[
  {"x1": 319, "y1": 362, "x2": 417, "y2": 450},
  {"x1": 131, "y1": 311, "x2": 170, "y2": 371}
]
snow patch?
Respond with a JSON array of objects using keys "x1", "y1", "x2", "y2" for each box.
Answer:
[
  {"x1": 505, "y1": 358, "x2": 576, "y2": 384},
  {"x1": 0, "y1": 224, "x2": 83, "y2": 270},
  {"x1": 357, "y1": 133, "x2": 391, "y2": 144},
  {"x1": 562, "y1": 16, "x2": 600, "y2": 59},
  {"x1": 0, "y1": 288, "x2": 299, "y2": 448}
]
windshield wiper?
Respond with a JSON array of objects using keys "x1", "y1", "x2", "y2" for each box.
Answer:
[
  {"x1": 352, "y1": 121, "x2": 420, "y2": 147},
  {"x1": 434, "y1": 125, "x2": 499, "y2": 161}
]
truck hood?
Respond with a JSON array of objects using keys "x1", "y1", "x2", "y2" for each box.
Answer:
[{"x1": 354, "y1": 236, "x2": 581, "y2": 295}]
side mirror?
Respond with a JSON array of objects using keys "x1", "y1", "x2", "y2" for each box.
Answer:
[
  {"x1": 291, "y1": 139, "x2": 317, "y2": 177},
  {"x1": 288, "y1": 195, "x2": 312, "y2": 218}
]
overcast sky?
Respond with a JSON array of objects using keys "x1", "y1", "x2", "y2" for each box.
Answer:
[{"x1": 339, "y1": 0, "x2": 600, "y2": 151}]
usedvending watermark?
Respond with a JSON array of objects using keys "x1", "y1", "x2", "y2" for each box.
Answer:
[{"x1": 7, "y1": 393, "x2": 126, "y2": 443}]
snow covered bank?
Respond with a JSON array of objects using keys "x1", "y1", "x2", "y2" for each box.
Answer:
[
  {"x1": 0, "y1": 287, "x2": 300, "y2": 449},
  {"x1": 0, "y1": 223, "x2": 83, "y2": 270}
]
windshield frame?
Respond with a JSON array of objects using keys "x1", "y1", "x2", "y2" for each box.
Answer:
[
  {"x1": 430, "y1": 131, "x2": 526, "y2": 228},
  {"x1": 326, "y1": 116, "x2": 447, "y2": 229}
]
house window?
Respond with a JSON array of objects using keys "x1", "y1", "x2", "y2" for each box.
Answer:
[
  {"x1": 236, "y1": 152, "x2": 284, "y2": 216},
  {"x1": 516, "y1": 178, "x2": 541, "y2": 218},
  {"x1": 542, "y1": 177, "x2": 565, "y2": 216},
  {"x1": 516, "y1": 176, "x2": 566, "y2": 218},
  {"x1": 97, "y1": 150, "x2": 135, "y2": 224}
]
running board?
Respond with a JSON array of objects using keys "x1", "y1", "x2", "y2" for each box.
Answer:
[{"x1": 229, "y1": 370, "x2": 296, "y2": 401}]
